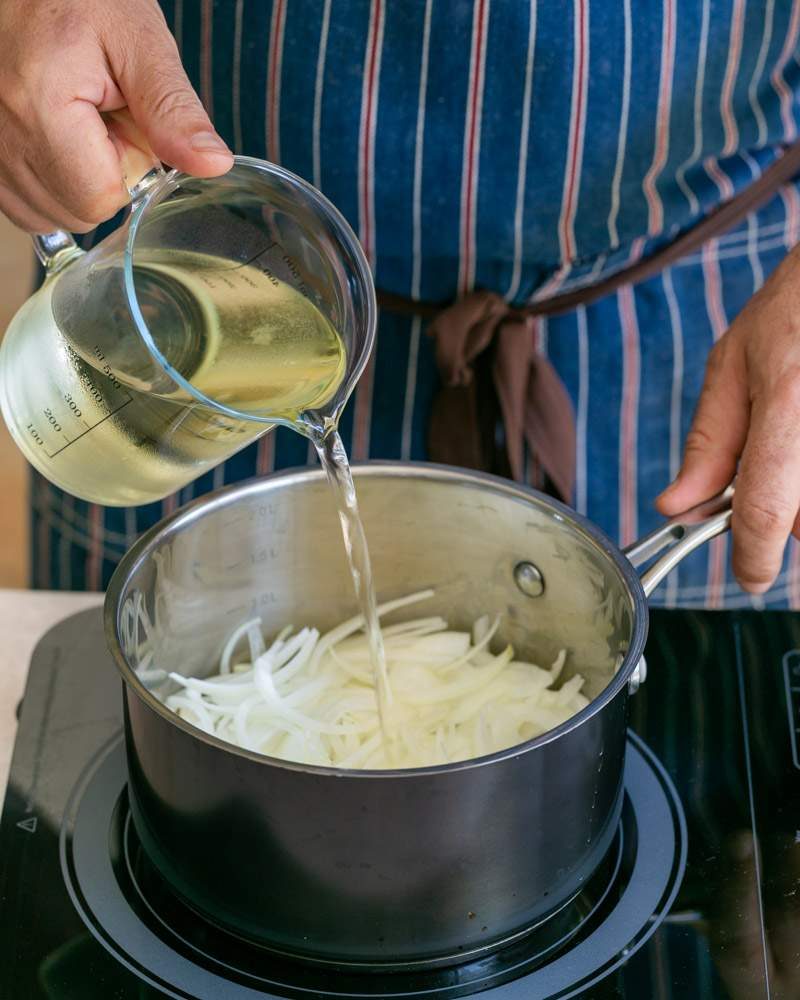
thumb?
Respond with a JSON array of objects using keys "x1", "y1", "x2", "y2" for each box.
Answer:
[
  {"x1": 103, "y1": 108, "x2": 162, "y2": 191},
  {"x1": 106, "y1": 14, "x2": 233, "y2": 177},
  {"x1": 656, "y1": 338, "x2": 748, "y2": 516}
]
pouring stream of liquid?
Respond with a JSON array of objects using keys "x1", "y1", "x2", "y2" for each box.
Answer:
[{"x1": 310, "y1": 428, "x2": 393, "y2": 738}]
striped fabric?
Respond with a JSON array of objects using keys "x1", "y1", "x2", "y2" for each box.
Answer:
[{"x1": 31, "y1": 0, "x2": 800, "y2": 609}]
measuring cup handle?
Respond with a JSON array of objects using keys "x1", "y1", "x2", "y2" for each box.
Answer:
[
  {"x1": 32, "y1": 231, "x2": 82, "y2": 271},
  {"x1": 31, "y1": 108, "x2": 164, "y2": 272}
]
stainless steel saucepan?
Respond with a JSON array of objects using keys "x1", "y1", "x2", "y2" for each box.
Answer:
[{"x1": 105, "y1": 463, "x2": 731, "y2": 968}]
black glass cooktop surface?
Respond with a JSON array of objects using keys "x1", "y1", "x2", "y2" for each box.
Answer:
[{"x1": 1, "y1": 608, "x2": 798, "y2": 998}]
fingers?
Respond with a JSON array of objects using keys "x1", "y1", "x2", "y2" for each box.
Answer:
[
  {"x1": 0, "y1": 1, "x2": 231, "y2": 236},
  {"x1": 0, "y1": 181, "x2": 62, "y2": 233},
  {"x1": 655, "y1": 314, "x2": 800, "y2": 595},
  {"x1": 0, "y1": 10, "x2": 132, "y2": 231},
  {"x1": 104, "y1": 109, "x2": 162, "y2": 192},
  {"x1": 27, "y1": 99, "x2": 131, "y2": 227},
  {"x1": 105, "y1": 12, "x2": 233, "y2": 177},
  {"x1": 731, "y1": 374, "x2": 800, "y2": 592},
  {"x1": 0, "y1": 76, "x2": 131, "y2": 229},
  {"x1": 13, "y1": 151, "x2": 110, "y2": 233},
  {"x1": 657, "y1": 338, "x2": 748, "y2": 516}
]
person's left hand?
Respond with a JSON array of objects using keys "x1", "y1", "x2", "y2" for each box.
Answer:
[{"x1": 656, "y1": 245, "x2": 800, "y2": 594}]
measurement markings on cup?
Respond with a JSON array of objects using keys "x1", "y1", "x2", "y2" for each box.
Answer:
[
  {"x1": 46, "y1": 397, "x2": 133, "y2": 458},
  {"x1": 27, "y1": 363, "x2": 134, "y2": 460}
]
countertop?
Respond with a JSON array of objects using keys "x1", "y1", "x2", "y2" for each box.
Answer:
[{"x1": 0, "y1": 589, "x2": 102, "y2": 799}]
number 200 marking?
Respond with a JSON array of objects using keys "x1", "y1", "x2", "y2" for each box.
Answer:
[{"x1": 43, "y1": 408, "x2": 62, "y2": 432}]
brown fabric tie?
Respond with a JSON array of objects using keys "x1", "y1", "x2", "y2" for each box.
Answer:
[
  {"x1": 427, "y1": 290, "x2": 576, "y2": 503},
  {"x1": 383, "y1": 141, "x2": 800, "y2": 503}
]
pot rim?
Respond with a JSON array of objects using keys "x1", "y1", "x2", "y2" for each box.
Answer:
[{"x1": 104, "y1": 461, "x2": 648, "y2": 778}]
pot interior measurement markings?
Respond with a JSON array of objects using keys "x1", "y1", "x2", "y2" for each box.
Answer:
[{"x1": 28, "y1": 379, "x2": 133, "y2": 460}]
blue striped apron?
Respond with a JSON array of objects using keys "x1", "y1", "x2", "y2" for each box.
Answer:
[{"x1": 31, "y1": 0, "x2": 800, "y2": 610}]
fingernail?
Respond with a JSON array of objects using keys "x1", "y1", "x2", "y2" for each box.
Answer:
[{"x1": 189, "y1": 131, "x2": 231, "y2": 154}]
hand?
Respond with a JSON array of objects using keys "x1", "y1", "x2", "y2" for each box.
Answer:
[
  {"x1": 657, "y1": 245, "x2": 800, "y2": 593},
  {"x1": 0, "y1": 0, "x2": 233, "y2": 234}
]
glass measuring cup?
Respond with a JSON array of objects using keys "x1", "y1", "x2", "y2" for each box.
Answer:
[{"x1": 0, "y1": 141, "x2": 376, "y2": 506}]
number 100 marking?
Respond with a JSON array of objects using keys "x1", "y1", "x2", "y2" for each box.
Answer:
[{"x1": 25, "y1": 424, "x2": 44, "y2": 446}]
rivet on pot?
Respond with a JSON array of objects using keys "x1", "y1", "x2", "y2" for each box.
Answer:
[
  {"x1": 628, "y1": 656, "x2": 648, "y2": 695},
  {"x1": 513, "y1": 561, "x2": 545, "y2": 597}
]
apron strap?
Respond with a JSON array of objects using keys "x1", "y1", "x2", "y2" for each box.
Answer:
[
  {"x1": 378, "y1": 140, "x2": 800, "y2": 320},
  {"x1": 378, "y1": 140, "x2": 800, "y2": 499}
]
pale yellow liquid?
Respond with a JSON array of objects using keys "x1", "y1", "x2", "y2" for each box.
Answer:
[
  {"x1": 0, "y1": 251, "x2": 345, "y2": 506},
  {"x1": 0, "y1": 246, "x2": 390, "y2": 733},
  {"x1": 313, "y1": 430, "x2": 392, "y2": 736}
]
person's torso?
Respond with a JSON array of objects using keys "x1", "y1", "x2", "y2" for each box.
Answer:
[{"x1": 167, "y1": 0, "x2": 800, "y2": 302}]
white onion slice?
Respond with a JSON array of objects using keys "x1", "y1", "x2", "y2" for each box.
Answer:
[{"x1": 161, "y1": 593, "x2": 585, "y2": 769}]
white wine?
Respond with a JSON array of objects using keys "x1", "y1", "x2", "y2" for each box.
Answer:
[
  {"x1": 0, "y1": 250, "x2": 345, "y2": 506},
  {"x1": 115, "y1": 248, "x2": 345, "y2": 417},
  {"x1": 314, "y1": 430, "x2": 392, "y2": 736},
  {"x1": 0, "y1": 243, "x2": 390, "y2": 738}
]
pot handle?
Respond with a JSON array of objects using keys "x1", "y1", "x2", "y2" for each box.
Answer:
[{"x1": 622, "y1": 486, "x2": 734, "y2": 597}]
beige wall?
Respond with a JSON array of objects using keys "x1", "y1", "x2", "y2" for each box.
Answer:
[{"x1": 0, "y1": 215, "x2": 36, "y2": 587}]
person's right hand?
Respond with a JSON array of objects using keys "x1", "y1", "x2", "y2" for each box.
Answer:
[{"x1": 0, "y1": 0, "x2": 233, "y2": 234}]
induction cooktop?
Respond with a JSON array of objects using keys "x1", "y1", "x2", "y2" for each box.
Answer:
[{"x1": 1, "y1": 608, "x2": 798, "y2": 998}]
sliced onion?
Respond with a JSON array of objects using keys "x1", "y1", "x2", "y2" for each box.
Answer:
[{"x1": 160, "y1": 593, "x2": 585, "y2": 769}]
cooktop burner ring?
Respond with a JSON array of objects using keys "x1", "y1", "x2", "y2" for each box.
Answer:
[
  {"x1": 60, "y1": 732, "x2": 687, "y2": 999},
  {"x1": 117, "y1": 799, "x2": 625, "y2": 980}
]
